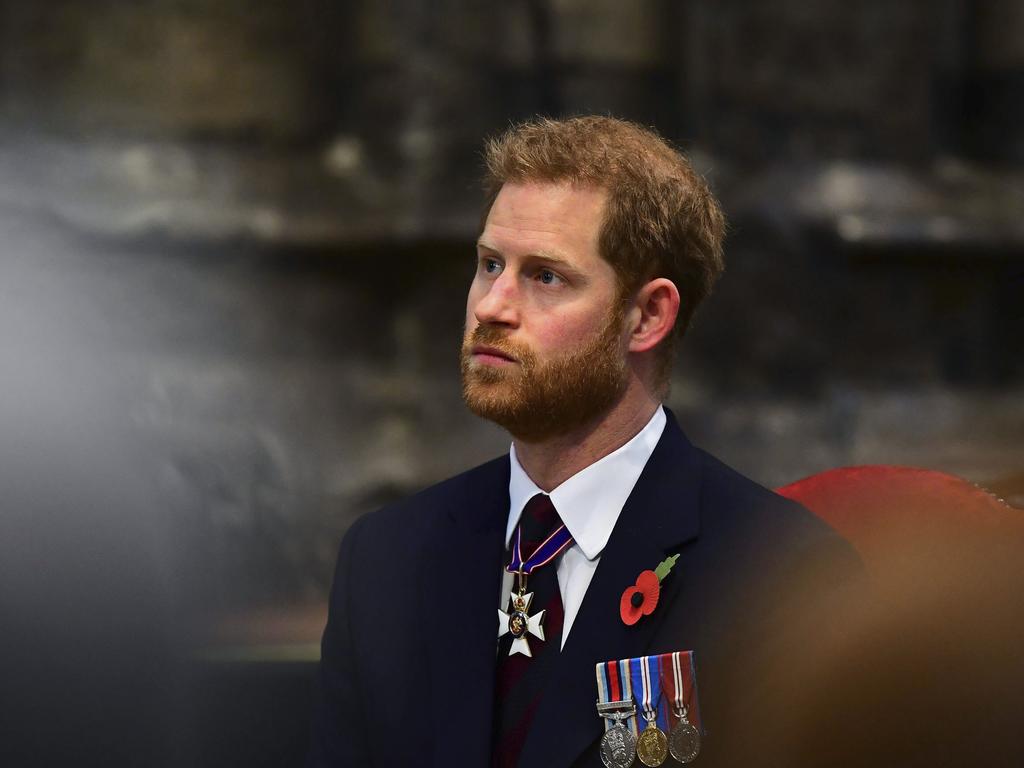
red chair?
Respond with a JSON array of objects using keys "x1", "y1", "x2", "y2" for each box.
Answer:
[{"x1": 775, "y1": 465, "x2": 1024, "y2": 573}]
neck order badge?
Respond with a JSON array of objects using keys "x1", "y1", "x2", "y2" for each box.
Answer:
[{"x1": 497, "y1": 520, "x2": 574, "y2": 657}]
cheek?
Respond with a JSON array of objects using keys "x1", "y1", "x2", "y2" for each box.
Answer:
[{"x1": 532, "y1": 313, "x2": 598, "y2": 353}]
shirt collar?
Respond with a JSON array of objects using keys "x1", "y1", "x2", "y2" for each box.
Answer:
[{"x1": 506, "y1": 406, "x2": 667, "y2": 560}]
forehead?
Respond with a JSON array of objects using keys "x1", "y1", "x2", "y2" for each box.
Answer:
[{"x1": 479, "y1": 182, "x2": 607, "y2": 262}]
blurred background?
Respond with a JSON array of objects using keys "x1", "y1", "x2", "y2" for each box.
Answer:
[{"x1": 0, "y1": 1, "x2": 1021, "y2": 766}]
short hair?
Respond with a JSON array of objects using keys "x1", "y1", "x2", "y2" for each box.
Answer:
[{"x1": 482, "y1": 116, "x2": 726, "y2": 345}]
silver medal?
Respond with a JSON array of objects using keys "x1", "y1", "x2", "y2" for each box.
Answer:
[
  {"x1": 600, "y1": 722, "x2": 637, "y2": 768},
  {"x1": 668, "y1": 705, "x2": 701, "y2": 763},
  {"x1": 596, "y1": 700, "x2": 638, "y2": 768}
]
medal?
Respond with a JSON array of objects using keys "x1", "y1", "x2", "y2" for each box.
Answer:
[
  {"x1": 665, "y1": 652, "x2": 702, "y2": 763},
  {"x1": 497, "y1": 583, "x2": 545, "y2": 656},
  {"x1": 636, "y1": 722, "x2": 668, "y2": 767},
  {"x1": 668, "y1": 711, "x2": 700, "y2": 765},
  {"x1": 600, "y1": 718, "x2": 637, "y2": 768},
  {"x1": 595, "y1": 660, "x2": 640, "y2": 768},
  {"x1": 497, "y1": 519, "x2": 574, "y2": 657},
  {"x1": 597, "y1": 652, "x2": 703, "y2": 767},
  {"x1": 596, "y1": 701, "x2": 638, "y2": 768},
  {"x1": 631, "y1": 656, "x2": 668, "y2": 767}
]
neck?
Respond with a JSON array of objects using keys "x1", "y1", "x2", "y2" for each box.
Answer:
[{"x1": 512, "y1": 379, "x2": 661, "y2": 491}]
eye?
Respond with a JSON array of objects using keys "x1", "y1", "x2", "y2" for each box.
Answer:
[
  {"x1": 479, "y1": 256, "x2": 502, "y2": 275},
  {"x1": 537, "y1": 268, "x2": 562, "y2": 286}
]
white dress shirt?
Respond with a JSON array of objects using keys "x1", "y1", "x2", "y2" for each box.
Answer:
[{"x1": 500, "y1": 406, "x2": 667, "y2": 649}]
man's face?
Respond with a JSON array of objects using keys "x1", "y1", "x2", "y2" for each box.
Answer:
[{"x1": 461, "y1": 181, "x2": 630, "y2": 442}]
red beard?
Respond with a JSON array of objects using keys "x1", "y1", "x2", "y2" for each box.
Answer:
[{"x1": 460, "y1": 308, "x2": 628, "y2": 442}]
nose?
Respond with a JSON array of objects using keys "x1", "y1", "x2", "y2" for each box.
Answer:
[{"x1": 471, "y1": 270, "x2": 520, "y2": 328}]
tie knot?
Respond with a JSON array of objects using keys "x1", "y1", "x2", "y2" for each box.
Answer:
[{"x1": 519, "y1": 493, "x2": 562, "y2": 559}]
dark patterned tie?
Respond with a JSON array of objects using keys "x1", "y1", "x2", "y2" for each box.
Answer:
[{"x1": 492, "y1": 493, "x2": 567, "y2": 767}]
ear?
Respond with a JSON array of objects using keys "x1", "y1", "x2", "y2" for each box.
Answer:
[{"x1": 626, "y1": 278, "x2": 680, "y2": 354}]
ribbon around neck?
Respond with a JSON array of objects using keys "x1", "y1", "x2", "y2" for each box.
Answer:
[{"x1": 506, "y1": 521, "x2": 574, "y2": 575}]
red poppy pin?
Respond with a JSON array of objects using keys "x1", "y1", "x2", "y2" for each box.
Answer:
[{"x1": 620, "y1": 554, "x2": 680, "y2": 626}]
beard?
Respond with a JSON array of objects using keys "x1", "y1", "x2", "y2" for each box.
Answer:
[{"x1": 460, "y1": 308, "x2": 629, "y2": 442}]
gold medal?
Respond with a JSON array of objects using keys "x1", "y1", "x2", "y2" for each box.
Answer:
[{"x1": 636, "y1": 715, "x2": 668, "y2": 766}]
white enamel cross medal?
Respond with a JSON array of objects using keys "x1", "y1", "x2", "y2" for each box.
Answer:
[
  {"x1": 498, "y1": 573, "x2": 546, "y2": 657},
  {"x1": 499, "y1": 512, "x2": 573, "y2": 658}
]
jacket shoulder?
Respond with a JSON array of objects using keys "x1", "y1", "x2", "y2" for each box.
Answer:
[
  {"x1": 692, "y1": 448, "x2": 858, "y2": 571},
  {"x1": 696, "y1": 448, "x2": 830, "y2": 531}
]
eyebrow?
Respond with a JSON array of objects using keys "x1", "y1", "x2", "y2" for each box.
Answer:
[{"x1": 476, "y1": 240, "x2": 576, "y2": 269}]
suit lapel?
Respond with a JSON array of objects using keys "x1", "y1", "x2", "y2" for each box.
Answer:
[
  {"x1": 518, "y1": 414, "x2": 704, "y2": 767},
  {"x1": 424, "y1": 458, "x2": 509, "y2": 767}
]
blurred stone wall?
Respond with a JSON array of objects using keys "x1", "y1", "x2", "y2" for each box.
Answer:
[{"x1": 0, "y1": 0, "x2": 1020, "y2": 622}]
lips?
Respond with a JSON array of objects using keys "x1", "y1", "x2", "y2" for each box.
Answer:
[{"x1": 471, "y1": 344, "x2": 517, "y2": 363}]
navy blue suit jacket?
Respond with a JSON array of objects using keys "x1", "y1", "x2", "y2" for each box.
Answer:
[{"x1": 309, "y1": 413, "x2": 859, "y2": 767}]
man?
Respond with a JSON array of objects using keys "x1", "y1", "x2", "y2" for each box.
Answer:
[{"x1": 308, "y1": 116, "x2": 858, "y2": 767}]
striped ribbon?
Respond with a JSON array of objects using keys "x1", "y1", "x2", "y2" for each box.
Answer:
[
  {"x1": 659, "y1": 650, "x2": 704, "y2": 734},
  {"x1": 595, "y1": 658, "x2": 640, "y2": 736},
  {"x1": 629, "y1": 656, "x2": 668, "y2": 731},
  {"x1": 506, "y1": 522, "x2": 574, "y2": 575}
]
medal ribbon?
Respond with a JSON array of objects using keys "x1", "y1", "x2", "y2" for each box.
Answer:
[
  {"x1": 596, "y1": 661, "x2": 610, "y2": 705},
  {"x1": 594, "y1": 659, "x2": 640, "y2": 735},
  {"x1": 506, "y1": 521, "x2": 574, "y2": 575},
  {"x1": 619, "y1": 659, "x2": 637, "y2": 736},
  {"x1": 660, "y1": 650, "x2": 703, "y2": 734},
  {"x1": 629, "y1": 656, "x2": 666, "y2": 729},
  {"x1": 671, "y1": 652, "x2": 685, "y2": 714},
  {"x1": 599, "y1": 654, "x2": 705, "y2": 736}
]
